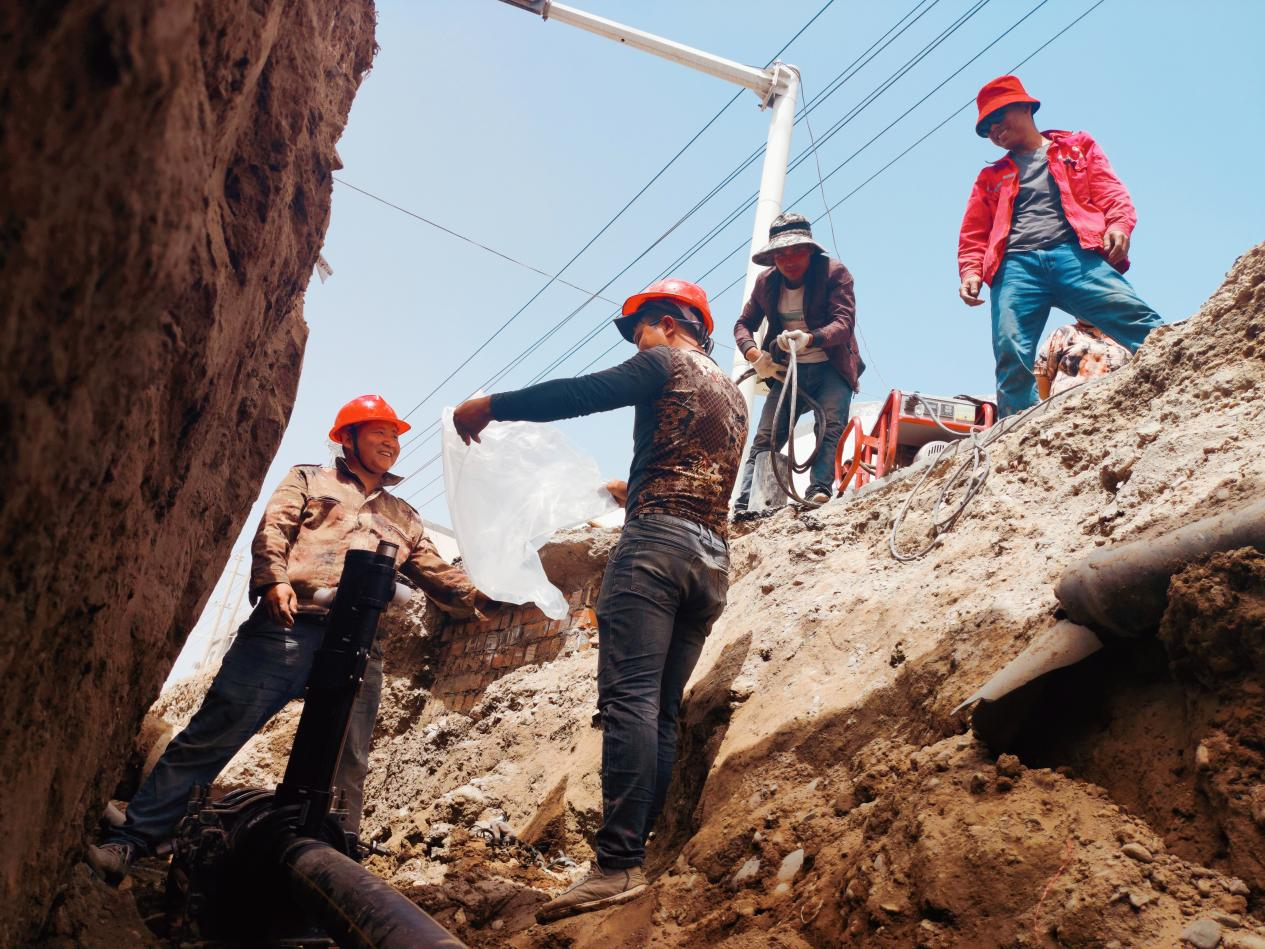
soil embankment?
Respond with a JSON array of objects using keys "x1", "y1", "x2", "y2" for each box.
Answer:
[{"x1": 0, "y1": 2, "x2": 375, "y2": 942}]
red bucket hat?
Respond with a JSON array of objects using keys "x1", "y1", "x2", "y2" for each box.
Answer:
[{"x1": 974, "y1": 75, "x2": 1040, "y2": 137}]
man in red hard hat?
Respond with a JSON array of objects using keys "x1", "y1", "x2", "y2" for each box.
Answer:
[
  {"x1": 733, "y1": 212, "x2": 862, "y2": 508},
  {"x1": 453, "y1": 279, "x2": 747, "y2": 922},
  {"x1": 957, "y1": 75, "x2": 1163, "y2": 417},
  {"x1": 88, "y1": 395, "x2": 485, "y2": 882}
]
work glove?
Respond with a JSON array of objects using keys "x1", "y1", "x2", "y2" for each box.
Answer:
[
  {"x1": 752, "y1": 350, "x2": 785, "y2": 382},
  {"x1": 777, "y1": 329, "x2": 813, "y2": 353}
]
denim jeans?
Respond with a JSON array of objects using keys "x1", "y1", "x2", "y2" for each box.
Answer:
[
  {"x1": 991, "y1": 240, "x2": 1162, "y2": 417},
  {"x1": 594, "y1": 514, "x2": 729, "y2": 869},
  {"x1": 110, "y1": 612, "x2": 383, "y2": 851},
  {"x1": 735, "y1": 361, "x2": 853, "y2": 507}
]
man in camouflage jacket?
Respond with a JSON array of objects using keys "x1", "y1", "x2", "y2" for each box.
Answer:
[
  {"x1": 88, "y1": 395, "x2": 483, "y2": 882},
  {"x1": 454, "y1": 278, "x2": 747, "y2": 923}
]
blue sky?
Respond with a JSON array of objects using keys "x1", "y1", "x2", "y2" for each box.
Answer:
[{"x1": 174, "y1": 0, "x2": 1264, "y2": 672}]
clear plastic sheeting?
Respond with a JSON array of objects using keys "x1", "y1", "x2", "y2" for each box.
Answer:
[{"x1": 441, "y1": 408, "x2": 619, "y2": 619}]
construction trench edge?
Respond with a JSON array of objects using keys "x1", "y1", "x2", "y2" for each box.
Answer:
[{"x1": 58, "y1": 241, "x2": 1265, "y2": 947}]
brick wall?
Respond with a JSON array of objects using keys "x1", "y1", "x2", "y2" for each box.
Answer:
[{"x1": 425, "y1": 581, "x2": 601, "y2": 717}]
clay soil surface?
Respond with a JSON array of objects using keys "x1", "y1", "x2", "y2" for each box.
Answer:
[{"x1": 90, "y1": 244, "x2": 1265, "y2": 947}]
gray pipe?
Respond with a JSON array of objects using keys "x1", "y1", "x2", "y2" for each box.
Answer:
[
  {"x1": 1055, "y1": 498, "x2": 1265, "y2": 638},
  {"x1": 280, "y1": 837, "x2": 466, "y2": 949}
]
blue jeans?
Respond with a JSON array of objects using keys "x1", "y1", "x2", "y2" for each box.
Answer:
[
  {"x1": 991, "y1": 241, "x2": 1162, "y2": 417},
  {"x1": 110, "y1": 612, "x2": 383, "y2": 851},
  {"x1": 595, "y1": 514, "x2": 729, "y2": 868},
  {"x1": 735, "y1": 361, "x2": 853, "y2": 507}
]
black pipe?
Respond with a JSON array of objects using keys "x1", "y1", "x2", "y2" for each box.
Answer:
[
  {"x1": 1055, "y1": 498, "x2": 1265, "y2": 638},
  {"x1": 281, "y1": 836, "x2": 466, "y2": 949}
]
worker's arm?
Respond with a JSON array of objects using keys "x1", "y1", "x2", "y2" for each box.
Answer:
[
  {"x1": 733, "y1": 275, "x2": 769, "y2": 359},
  {"x1": 453, "y1": 348, "x2": 673, "y2": 444},
  {"x1": 1033, "y1": 333, "x2": 1058, "y2": 402},
  {"x1": 249, "y1": 467, "x2": 308, "y2": 625},
  {"x1": 400, "y1": 530, "x2": 486, "y2": 618},
  {"x1": 957, "y1": 171, "x2": 994, "y2": 306},
  {"x1": 804, "y1": 265, "x2": 856, "y2": 350},
  {"x1": 1081, "y1": 134, "x2": 1137, "y2": 266}
]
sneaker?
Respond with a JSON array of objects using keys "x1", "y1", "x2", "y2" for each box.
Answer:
[
  {"x1": 536, "y1": 864, "x2": 648, "y2": 923},
  {"x1": 807, "y1": 490, "x2": 830, "y2": 505},
  {"x1": 86, "y1": 841, "x2": 138, "y2": 884}
]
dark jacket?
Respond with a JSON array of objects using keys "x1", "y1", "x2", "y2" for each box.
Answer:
[{"x1": 733, "y1": 255, "x2": 864, "y2": 393}]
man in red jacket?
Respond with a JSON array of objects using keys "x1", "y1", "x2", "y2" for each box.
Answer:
[{"x1": 957, "y1": 75, "x2": 1162, "y2": 416}]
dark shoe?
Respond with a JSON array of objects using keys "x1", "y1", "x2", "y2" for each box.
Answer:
[
  {"x1": 806, "y1": 489, "x2": 830, "y2": 505},
  {"x1": 86, "y1": 841, "x2": 138, "y2": 884},
  {"x1": 536, "y1": 864, "x2": 647, "y2": 923}
]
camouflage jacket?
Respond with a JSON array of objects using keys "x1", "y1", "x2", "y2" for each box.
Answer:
[
  {"x1": 249, "y1": 458, "x2": 481, "y2": 617},
  {"x1": 1035, "y1": 321, "x2": 1132, "y2": 396},
  {"x1": 491, "y1": 345, "x2": 748, "y2": 538}
]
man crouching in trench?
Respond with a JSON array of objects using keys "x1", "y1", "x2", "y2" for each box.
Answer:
[{"x1": 454, "y1": 278, "x2": 747, "y2": 921}]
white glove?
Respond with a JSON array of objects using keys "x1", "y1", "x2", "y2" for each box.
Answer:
[
  {"x1": 752, "y1": 350, "x2": 785, "y2": 381},
  {"x1": 777, "y1": 329, "x2": 813, "y2": 353}
]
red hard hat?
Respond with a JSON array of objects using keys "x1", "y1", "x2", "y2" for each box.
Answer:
[
  {"x1": 974, "y1": 74, "x2": 1040, "y2": 137},
  {"x1": 328, "y1": 394, "x2": 411, "y2": 442},
  {"x1": 620, "y1": 278, "x2": 714, "y2": 337}
]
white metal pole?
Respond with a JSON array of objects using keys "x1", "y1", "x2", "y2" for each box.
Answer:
[{"x1": 732, "y1": 64, "x2": 800, "y2": 415}]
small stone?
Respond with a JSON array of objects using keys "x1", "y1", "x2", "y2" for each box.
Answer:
[
  {"x1": 777, "y1": 848, "x2": 805, "y2": 883},
  {"x1": 996, "y1": 754, "x2": 1023, "y2": 779},
  {"x1": 491, "y1": 920, "x2": 505, "y2": 931},
  {"x1": 1199, "y1": 879, "x2": 1215, "y2": 896},
  {"x1": 1121, "y1": 843, "x2": 1154, "y2": 863},
  {"x1": 735, "y1": 898, "x2": 757, "y2": 917},
  {"x1": 733, "y1": 857, "x2": 761, "y2": 885},
  {"x1": 1196, "y1": 743, "x2": 1212, "y2": 770},
  {"x1": 773, "y1": 882, "x2": 791, "y2": 897},
  {"x1": 1127, "y1": 890, "x2": 1154, "y2": 910},
  {"x1": 996, "y1": 776, "x2": 1015, "y2": 793},
  {"x1": 752, "y1": 830, "x2": 763, "y2": 846},
  {"x1": 1181, "y1": 918, "x2": 1223, "y2": 949},
  {"x1": 1224, "y1": 934, "x2": 1265, "y2": 949},
  {"x1": 1226, "y1": 878, "x2": 1250, "y2": 897},
  {"x1": 454, "y1": 908, "x2": 468, "y2": 926},
  {"x1": 969, "y1": 772, "x2": 988, "y2": 794},
  {"x1": 1211, "y1": 913, "x2": 1241, "y2": 929}
]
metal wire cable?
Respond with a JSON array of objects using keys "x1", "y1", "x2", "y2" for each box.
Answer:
[{"x1": 390, "y1": 0, "x2": 842, "y2": 443}]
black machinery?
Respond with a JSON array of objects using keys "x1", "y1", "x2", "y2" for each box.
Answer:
[{"x1": 164, "y1": 541, "x2": 464, "y2": 948}]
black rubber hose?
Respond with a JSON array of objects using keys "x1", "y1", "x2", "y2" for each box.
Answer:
[
  {"x1": 280, "y1": 836, "x2": 466, "y2": 949},
  {"x1": 1055, "y1": 498, "x2": 1265, "y2": 639}
]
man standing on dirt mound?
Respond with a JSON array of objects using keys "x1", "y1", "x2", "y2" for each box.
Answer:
[
  {"x1": 957, "y1": 74, "x2": 1163, "y2": 417},
  {"x1": 733, "y1": 211, "x2": 863, "y2": 509},
  {"x1": 453, "y1": 279, "x2": 747, "y2": 922},
  {"x1": 87, "y1": 395, "x2": 486, "y2": 882}
]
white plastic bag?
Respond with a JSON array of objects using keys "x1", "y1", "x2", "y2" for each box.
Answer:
[{"x1": 441, "y1": 407, "x2": 619, "y2": 619}]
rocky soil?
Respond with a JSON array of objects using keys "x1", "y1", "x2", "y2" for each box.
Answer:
[
  {"x1": 0, "y1": 1, "x2": 376, "y2": 942},
  {"x1": 108, "y1": 243, "x2": 1265, "y2": 947}
]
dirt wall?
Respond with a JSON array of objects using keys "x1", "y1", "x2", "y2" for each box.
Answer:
[{"x1": 0, "y1": 1, "x2": 375, "y2": 942}]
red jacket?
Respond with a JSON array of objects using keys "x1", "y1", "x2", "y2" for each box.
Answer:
[{"x1": 958, "y1": 130, "x2": 1137, "y2": 286}]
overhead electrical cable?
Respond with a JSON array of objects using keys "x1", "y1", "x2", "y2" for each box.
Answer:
[{"x1": 388, "y1": 0, "x2": 843, "y2": 445}]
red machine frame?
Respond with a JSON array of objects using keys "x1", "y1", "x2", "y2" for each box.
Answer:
[{"x1": 834, "y1": 389, "x2": 996, "y2": 495}]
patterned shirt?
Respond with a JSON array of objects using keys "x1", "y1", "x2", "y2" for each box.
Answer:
[
  {"x1": 491, "y1": 345, "x2": 748, "y2": 538},
  {"x1": 1034, "y1": 322, "x2": 1132, "y2": 395},
  {"x1": 250, "y1": 458, "x2": 482, "y2": 617}
]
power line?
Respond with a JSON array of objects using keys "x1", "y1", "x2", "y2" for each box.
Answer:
[
  {"x1": 332, "y1": 177, "x2": 622, "y2": 304},
  {"x1": 401, "y1": 0, "x2": 987, "y2": 490},
  {"x1": 392, "y1": 0, "x2": 846, "y2": 475},
  {"x1": 516, "y1": 0, "x2": 998, "y2": 387},
  {"x1": 407, "y1": 0, "x2": 1103, "y2": 509},
  {"x1": 391, "y1": 0, "x2": 843, "y2": 439}
]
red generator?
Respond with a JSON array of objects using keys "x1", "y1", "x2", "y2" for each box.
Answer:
[{"x1": 835, "y1": 390, "x2": 996, "y2": 494}]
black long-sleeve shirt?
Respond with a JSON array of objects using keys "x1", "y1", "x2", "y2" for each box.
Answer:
[{"x1": 491, "y1": 345, "x2": 747, "y2": 538}]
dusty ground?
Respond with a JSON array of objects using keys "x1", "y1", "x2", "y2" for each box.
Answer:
[{"x1": 87, "y1": 243, "x2": 1265, "y2": 947}]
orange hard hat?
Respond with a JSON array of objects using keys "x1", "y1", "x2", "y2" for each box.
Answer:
[
  {"x1": 617, "y1": 278, "x2": 714, "y2": 343},
  {"x1": 328, "y1": 394, "x2": 411, "y2": 442}
]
